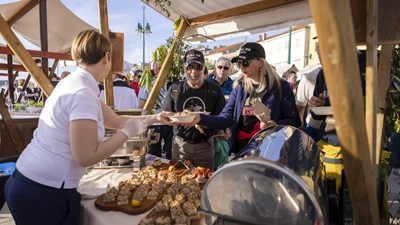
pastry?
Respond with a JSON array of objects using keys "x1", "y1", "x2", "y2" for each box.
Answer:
[
  {"x1": 147, "y1": 190, "x2": 159, "y2": 200},
  {"x1": 153, "y1": 159, "x2": 162, "y2": 167}
]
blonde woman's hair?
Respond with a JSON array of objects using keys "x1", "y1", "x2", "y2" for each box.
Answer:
[
  {"x1": 71, "y1": 29, "x2": 111, "y2": 65},
  {"x1": 233, "y1": 59, "x2": 281, "y2": 94}
]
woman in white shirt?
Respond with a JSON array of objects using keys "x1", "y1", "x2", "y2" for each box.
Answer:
[{"x1": 4, "y1": 30, "x2": 154, "y2": 225}]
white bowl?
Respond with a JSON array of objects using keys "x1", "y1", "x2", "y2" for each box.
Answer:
[{"x1": 168, "y1": 114, "x2": 196, "y2": 123}]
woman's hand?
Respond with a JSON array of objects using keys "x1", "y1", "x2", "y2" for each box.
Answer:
[{"x1": 260, "y1": 120, "x2": 277, "y2": 130}]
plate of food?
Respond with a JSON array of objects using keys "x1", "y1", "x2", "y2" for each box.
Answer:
[{"x1": 168, "y1": 114, "x2": 196, "y2": 123}]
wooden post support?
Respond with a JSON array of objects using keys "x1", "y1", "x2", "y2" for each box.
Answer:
[
  {"x1": 98, "y1": 0, "x2": 114, "y2": 108},
  {"x1": 144, "y1": 17, "x2": 188, "y2": 113},
  {"x1": 0, "y1": 97, "x2": 24, "y2": 154},
  {"x1": 376, "y1": 44, "x2": 394, "y2": 165},
  {"x1": 365, "y1": 0, "x2": 378, "y2": 173},
  {"x1": 308, "y1": 0, "x2": 380, "y2": 224},
  {"x1": 0, "y1": 14, "x2": 53, "y2": 97}
]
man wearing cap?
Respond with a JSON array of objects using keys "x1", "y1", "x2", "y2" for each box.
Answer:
[
  {"x1": 180, "y1": 42, "x2": 301, "y2": 155},
  {"x1": 99, "y1": 72, "x2": 138, "y2": 110},
  {"x1": 162, "y1": 49, "x2": 225, "y2": 170}
]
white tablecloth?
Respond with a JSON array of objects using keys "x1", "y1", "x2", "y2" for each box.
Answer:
[{"x1": 79, "y1": 168, "x2": 150, "y2": 225}]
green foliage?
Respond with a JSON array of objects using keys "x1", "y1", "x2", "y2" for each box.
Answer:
[
  {"x1": 385, "y1": 46, "x2": 400, "y2": 135},
  {"x1": 173, "y1": 17, "x2": 181, "y2": 30},
  {"x1": 144, "y1": 0, "x2": 172, "y2": 17}
]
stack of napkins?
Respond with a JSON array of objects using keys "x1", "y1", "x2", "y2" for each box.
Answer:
[{"x1": 254, "y1": 101, "x2": 271, "y2": 122}]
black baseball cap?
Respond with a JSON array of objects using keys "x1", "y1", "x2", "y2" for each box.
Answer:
[
  {"x1": 231, "y1": 42, "x2": 266, "y2": 63},
  {"x1": 184, "y1": 49, "x2": 205, "y2": 67}
]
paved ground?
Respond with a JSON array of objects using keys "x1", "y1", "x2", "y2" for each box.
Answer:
[{"x1": 0, "y1": 204, "x2": 14, "y2": 225}]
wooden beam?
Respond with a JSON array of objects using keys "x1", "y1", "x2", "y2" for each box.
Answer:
[
  {"x1": 39, "y1": 0, "x2": 49, "y2": 77},
  {"x1": 308, "y1": 0, "x2": 380, "y2": 224},
  {"x1": 98, "y1": 0, "x2": 114, "y2": 108},
  {"x1": 144, "y1": 17, "x2": 188, "y2": 112},
  {"x1": 376, "y1": 45, "x2": 394, "y2": 166},
  {"x1": 0, "y1": 46, "x2": 72, "y2": 60},
  {"x1": 50, "y1": 59, "x2": 59, "y2": 78},
  {"x1": 189, "y1": 0, "x2": 302, "y2": 25},
  {"x1": 7, "y1": 0, "x2": 40, "y2": 26},
  {"x1": 7, "y1": 54, "x2": 15, "y2": 102},
  {"x1": 365, "y1": 0, "x2": 378, "y2": 175},
  {"x1": 0, "y1": 14, "x2": 53, "y2": 97},
  {"x1": 0, "y1": 63, "x2": 51, "y2": 72}
]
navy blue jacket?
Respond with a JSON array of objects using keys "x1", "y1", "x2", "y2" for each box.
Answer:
[
  {"x1": 199, "y1": 79, "x2": 301, "y2": 152},
  {"x1": 207, "y1": 75, "x2": 234, "y2": 95}
]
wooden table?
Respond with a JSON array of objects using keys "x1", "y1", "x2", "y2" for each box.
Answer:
[{"x1": 0, "y1": 112, "x2": 40, "y2": 157}]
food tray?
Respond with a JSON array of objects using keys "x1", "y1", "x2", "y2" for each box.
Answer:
[{"x1": 94, "y1": 163, "x2": 189, "y2": 215}]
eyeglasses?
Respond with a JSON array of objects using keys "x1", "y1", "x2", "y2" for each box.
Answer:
[
  {"x1": 217, "y1": 66, "x2": 230, "y2": 71},
  {"x1": 236, "y1": 58, "x2": 260, "y2": 68},
  {"x1": 186, "y1": 64, "x2": 202, "y2": 71}
]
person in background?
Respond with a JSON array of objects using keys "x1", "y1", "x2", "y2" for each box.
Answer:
[
  {"x1": 138, "y1": 61, "x2": 173, "y2": 159},
  {"x1": 162, "y1": 49, "x2": 225, "y2": 170},
  {"x1": 177, "y1": 43, "x2": 301, "y2": 155},
  {"x1": 295, "y1": 67, "x2": 321, "y2": 130},
  {"x1": 99, "y1": 72, "x2": 138, "y2": 110},
  {"x1": 61, "y1": 71, "x2": 71, "y2": 79},
  {"x1": 15, "y1": 79, "x2": 27, "y2": 102},
  {"x1": 203, "y1": 67, "x2": 209, "y2": 80},
  {"x1": 207, "y1": 57, "x2": 234, "y2": 96},
  {"x1": 286, "y1": 70, "x2": 298, "y2": 95},
  {"x1": 130, "y1": 69, "x2": 142, "y2": 96},
  {"x1": 4, "y1": 30, "x2": 154, "y2": 225}
]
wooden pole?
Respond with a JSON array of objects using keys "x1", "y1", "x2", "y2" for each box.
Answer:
[
  {"x1": 0, "y1": 14, "x2": 53, "y2": 97},
  {"x1": 365, "y1": 0, "x2": 378, "y2": 175},
  {"x1": 98, "y1": 0, "x2": 114, "y2": 108},
  {"x1": 144, "y1": 17, "x2": 188, "y2": 112},
  {"x1": 39, "y1": 0, "x2": 49, "y2": 78},
  {"x1": 7, "y1": 54, "x2": 15, "y2": 103},
  {"x1": 308, "y1": 0, "x2": 380, "y2": 224},
  {"x1": 376, "y1": 44, "x2": 394, "y2": 165}
]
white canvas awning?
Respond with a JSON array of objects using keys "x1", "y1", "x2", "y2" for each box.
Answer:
[
  {"x1": 142, "y1": 0, "x2": 313, "y2": 43},
  {"x1": 0, "y1": 0, "x2": 95, "y2": 53}
]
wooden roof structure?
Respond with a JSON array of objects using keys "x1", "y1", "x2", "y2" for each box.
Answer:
[
  {"x1": 141, "y1": 0, "x2": 400, "y2": 224},
  {"x1": 0, "y1": 0, "x2": 400, "y2": 224}
]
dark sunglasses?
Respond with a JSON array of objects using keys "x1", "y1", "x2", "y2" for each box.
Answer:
[
  {"x1": 186, "y1": 64, "x2": 202, "y2": 71},
  {"x1": 217, "y1": 66, "x2": 230, "y2": 71},
  {"x1": 236, "y1": 58, "x2": 259, "y2": 68}
]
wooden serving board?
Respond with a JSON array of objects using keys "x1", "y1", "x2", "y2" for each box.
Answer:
[
  {"x1": 94, "y1": 162, "x2": 189, "y2": 215},
  {"x1": 95, "y1": 192, "x2": 162, "y2": 215}
]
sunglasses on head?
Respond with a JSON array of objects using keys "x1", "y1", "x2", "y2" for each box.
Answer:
[
  {"x1": 217, "y1": 66, "x2": 230, "y2": 71},
  {"x1": 236, "y1": 58, "x2": 260, "y2": 68},
  {"x1": 186, "y1": 64, "x2": 202, "y2": 71}
]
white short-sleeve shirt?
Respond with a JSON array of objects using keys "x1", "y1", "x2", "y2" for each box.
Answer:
[
  {"x1": 17, "y1": 67, "x2": 105, "y2": 189},
  {"x1": 296, "y1": 68, "x2": 320, "y2": 126}
]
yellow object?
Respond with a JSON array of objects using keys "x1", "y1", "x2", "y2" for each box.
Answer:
[
  {"x1": 168, "y1": 166, "x2": 175, "y2": 172},
  {"x1": 317, "y1": 140, "x2": 343, "y2": 193},
  {"x1": 131, "y1": 199, "x2": 142, "y2": 207}
]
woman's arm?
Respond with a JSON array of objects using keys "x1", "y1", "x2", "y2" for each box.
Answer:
[
  {"x1": 100, "y1": 100, "x2": 129, "y2": 129},
  {"x1": 70, "y1": 119, "x2": 128, "y2": 167}
]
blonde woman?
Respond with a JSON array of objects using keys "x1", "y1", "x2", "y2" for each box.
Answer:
[
  {"x1": 5, "y1": 30, "x2": 151, "y2": 224},
  {"x1": 185, "y1": 42, "x2": 301, "y2": 154}
]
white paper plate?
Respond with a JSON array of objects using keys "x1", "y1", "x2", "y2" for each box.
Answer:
[
  {"x1": 189, "y1": 111, "x2": 210, "y2": 115},
  {"x1": 310, "y1": 106, "x2": 333, "y2": 115},
  {"x1": 168, "y1": 114, "x2": 196, "y2": 123}
]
